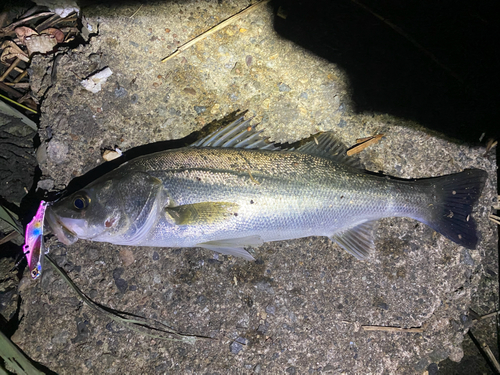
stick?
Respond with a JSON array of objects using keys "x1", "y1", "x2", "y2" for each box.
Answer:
[
  {"x1": 482, "y1": 342, "x2": 500, "y2": 373},
  {"x1": 13, "y1": 69, "x2": 28, "y2": 83},
  {"x1": 0, "y1": 57, "x2": 21, "y2": 82},
  {"x1": 362, "y1": 325, "x2": 424, "y2": 333},
  {"x1": 0, "y1": 81, "x2": 23, "y2": 98},
  {"x1": 468, "y1": 330, "x2": 500, "y2": 374},
  {"x1": 0, "y1": 12, "x2": 54, "y2": 34},
  {"x1": 0, "y1": 92, "x2": 38, "y2": 113},
  {"x1": 129, "y1": 4, "x2": 143, "y2": 19},
  {"x1": 474, "y1": 311, "x2": 499, "y2": 321},
  {"x1": 0, "y1": 231, "x2": 20, "y2": 245},
  {"x1": 161, "y1": 0, "x2": 270, "y2": 63},
  {"x1": 347, "y1": 134, "x2": 384, "y2": 156},
  {"x1": 489, "y1": 214, "x2": 500, "y2": 225}
]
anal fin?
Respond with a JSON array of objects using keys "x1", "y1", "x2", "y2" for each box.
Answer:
[
  {"x1": 197, "y1": 235, "x2": 263, "y2": 261},
  {"x1": 330, "y1": 221, "x2": 376, "y2": 260}
]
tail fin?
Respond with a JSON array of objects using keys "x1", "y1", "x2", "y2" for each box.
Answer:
[{"x1": 423, "y1": 169, "x2": 487, "y2": 249}]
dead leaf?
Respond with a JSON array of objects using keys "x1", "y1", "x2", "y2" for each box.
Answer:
[
  {"x1": 0, "y1": 40, "x2": 29, "y2": 63},
  {"x1": 40, "y1": 28, "x2": 65, "y2": 43},
  {"x1": 14, "y1": 26, "x2": 38, "y2": 45}
]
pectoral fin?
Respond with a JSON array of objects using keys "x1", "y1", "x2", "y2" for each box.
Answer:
[
  {"x1": 165, "y1": 202, "x2": 239, "y2": 225},
  {"x1": 197, "y1": 235, "x2": 264, "y2": 261},
  {"x1": 330, "y1": 221, "x2": 376, "y2": 260}
]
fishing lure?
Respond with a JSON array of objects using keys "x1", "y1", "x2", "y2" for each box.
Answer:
[{"x1": 23, "y1": 200, "x2": 49, "y2": 279}]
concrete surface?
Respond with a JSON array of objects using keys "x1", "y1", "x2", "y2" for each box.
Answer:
[{"x1": 6, "y1": 1, "x2": 498, "y2": 373}]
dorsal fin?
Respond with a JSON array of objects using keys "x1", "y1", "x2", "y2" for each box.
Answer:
[
  {"x1": 190, "y1": 117, "x2": 278, "y2": 150},
  {"x1": 297, "y1": 133, "x2": 363, "y2": 169}
]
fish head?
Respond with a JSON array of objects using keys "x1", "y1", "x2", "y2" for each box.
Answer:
[{"x1": 46, "y1": 170, "x2": 165, "y2": 245}]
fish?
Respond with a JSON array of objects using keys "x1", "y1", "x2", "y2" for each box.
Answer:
[{"x1": 45, "y1": 117, "x2": 487, "y2": 261}]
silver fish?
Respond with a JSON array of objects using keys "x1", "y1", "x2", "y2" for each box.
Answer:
[{"x1": 45, "y1": 117, "x2": 487, "y2": 260}]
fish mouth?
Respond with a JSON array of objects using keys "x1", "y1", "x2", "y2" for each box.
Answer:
[{"x1": 45, "y1": 207, "x2": 79, "y2": 245}]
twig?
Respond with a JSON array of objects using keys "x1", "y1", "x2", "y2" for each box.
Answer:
[
  {"x1": 347, "y1": 134, "x2": 384, "y2": 156},
  {"x1": 0, "y1": 81, "x2": 23, "y2": 98},
  {"x1": 0, "y1": 58, "x2": 22, "y2": 82},
  {"x1": 35, "y1": 13, "x2": 61, "y2": 33},
  {"x1": 474, "y1": 311, "x2": 499, "y2": 321},
  {"x1": 129, "y1": 4, "x2": 144, "y2": 19},
  {"x1": 13, "y1": 69, "x2": 29, "y2": 83},
  {"x1": 468, "y1": 330, "x2": 500, "y2": 374},
  {"x1": 482, "y1": 342, "x2": 500, "y2": 373},
  {"x1": 483, "y1": 139, "x2": 498, "y2": 157},
  {"x1": 0, "y1": 93, "x2": 37, "y2": 114},
  {"x1": 489, "y1": 214, "x2": 500, "y2": 225},
  {"x1": 362, "y1": 325, "x2": 424, "y2": 333},
  {"x1": 161, "y1": 0, "x2": 270, "y2": 63},
  {"x1": 0, "y1": 12, "x2": 54, "y2": 34},
  {"x1": 4, "y1": 83, "x2": 30, "y2": 89},
  {"x1": 347, "y1": 0, "x2": 462, "y2": 83},
  {"x1": 0, "y1": 230, "x2": 20, "y2": 245}
]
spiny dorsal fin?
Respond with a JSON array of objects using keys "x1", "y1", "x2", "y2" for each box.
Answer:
[
  {"x1": 297, "y1": 133, "x2": 363, "y2": 169},
  {"x1": 330, "y1": 220, "x2": 376, "y2": 260},
  {"x1": 190, "y1": 117, "x2": 278, "y2": 150}
]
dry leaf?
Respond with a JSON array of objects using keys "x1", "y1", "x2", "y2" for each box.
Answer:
[
  {"x1": 14, "y1": 26, "x2": 38, "y2": 45},
  {"x1": 40, "y1": 28, "x2": 65, "y2": 43},
  {"x1": 0, "y1": 40, "x2": 29, "y2": 62}
]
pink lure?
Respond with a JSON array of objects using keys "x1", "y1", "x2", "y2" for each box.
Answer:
[{"x1": 23, "y1": 200, "x2": 49, "y2": 279}]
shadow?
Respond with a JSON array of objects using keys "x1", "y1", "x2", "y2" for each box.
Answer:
[{"x1": 273, "y1": 0, "x2": 499, "y2": 144}]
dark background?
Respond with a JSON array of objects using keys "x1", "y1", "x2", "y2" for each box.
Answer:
[{"x1": 273, "y1": 0, "x2": 499, "y2": 145}]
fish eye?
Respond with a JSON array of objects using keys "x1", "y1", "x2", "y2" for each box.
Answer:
[{"x1": 73, "y1": 195, "x2": 90, "y2": 210}]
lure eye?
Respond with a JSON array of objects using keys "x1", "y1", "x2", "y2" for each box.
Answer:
[
  {"x1": 73, "y1": 195, "x2": 90, "y2": 210},
  {"x1": 31, "y1": 269, "x2": 40, "y2": 279}
]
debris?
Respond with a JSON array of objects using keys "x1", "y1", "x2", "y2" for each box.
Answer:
[
  {"x1": 346, "y1": 134, "x2": 384, "y2": 156},
  {"x1": 0, "y1": 230, "x2": 20, "y2": 245},
  {"x1": 31, "y1": 0, "x2": 80, "y2": 18},
  {"x1": 25, "y1": 33, "x2": 58, "y2": 55},
  {"x1": 161, "y1": 0, "x2": 271, "y2": 63},
  {"x1": 1, "y1": 41, "x2": 29, "y2": 63},
  {"x1": 483, "y1": 138, "x2": 497, "y2": 157},
  {"x1": 489, "y1": 214, "x2": 500, "y2": 225},
  {"x1": 361, "y1": 325, "x2": 424, "y2": 333},
  {"x1": 102, "y1": 147, "x2": 123, "y2": 161},
  {"x1": 0, "y1": 93, "x2": 37, "y2": 122},
  {"x1": 277, "y1": 6, "x2": 288, "y2": 19},
  {"x1": 81, "y1": 67, "x2": 113, "y2": 93}
]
